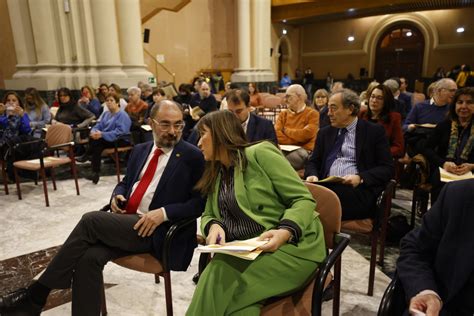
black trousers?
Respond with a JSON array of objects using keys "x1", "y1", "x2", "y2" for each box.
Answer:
[
  {"x1": 38, "y1": 211, "x2": 153, "y2": 316},
  {"x1": 318, "y1": 183, "x2": 377, "y2": 220},
  {"x1": 88, "y1": 138, "x2": 129, "y2": 173}
]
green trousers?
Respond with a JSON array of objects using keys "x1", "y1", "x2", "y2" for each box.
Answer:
[{"x1": 186, "y1": 250, "x2": 318, "y2": 316}]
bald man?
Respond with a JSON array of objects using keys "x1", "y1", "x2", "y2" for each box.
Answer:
[{"x1": 275, "y1": 84, "x2": 319, "y2": 170}]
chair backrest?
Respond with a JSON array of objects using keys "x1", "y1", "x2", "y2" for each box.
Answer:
[
  {"x1": 304, "y1": 182, "x2": 342, "y2": 249},
  {"x1": 263, "y1": 95, "x2": 282, "y2": 108},
  {"x1": 45, "y1": 123, "x2": 73, "y2": 147},
  {"x1": 374, "y1": 180, "x2": 397, "y2": 228}
]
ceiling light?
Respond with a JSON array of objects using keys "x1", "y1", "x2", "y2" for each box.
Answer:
[
  {"x1": 406, "y1": 31, "x2": 412, "y2": 37},
  {"x1": 282, "y1": 19, "x2": 287, "y2": 23},
  {"x1": 457, "y1": 27, "x2": 465, "y2": 33},
  {"x1": 348, "y1": 8, "x2": 355, "y2": 13},
  {"x1": 282, "y1": 29, "x2": 287, "y2": 35},
  {"x1": 347, "y1": 36, "x2": 355, "y2": 42}
]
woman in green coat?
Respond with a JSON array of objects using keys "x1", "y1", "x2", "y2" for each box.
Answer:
[{"x1": 187, "y1": 109, "x2": 326, "y2": 315}]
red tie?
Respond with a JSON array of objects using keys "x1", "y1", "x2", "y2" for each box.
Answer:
[{"x1": 126, "y1": 148, "x2": 163, "y2": 214}]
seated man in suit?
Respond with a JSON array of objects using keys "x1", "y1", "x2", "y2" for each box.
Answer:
[
  {"x1": 187, "y1": 89, "x2": 277, "y2": 146},
  {"x1": 275, "y1": 84, "x2": 319, "y2": 170},
  {"x1": 397, "y1": 179, "x2": 474, "y2": 315},
  {"x1": 0, "y1": 100, "x2": 205, "y2": 316},
  {"x1": 305, "y1": 89, "x2": 393, "y2": 220}
]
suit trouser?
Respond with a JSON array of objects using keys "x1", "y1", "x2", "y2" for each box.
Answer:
[
  {"x1": 284, "y1": 148, "x2": 310, "y2": 170},
  {"x1": 318, "y1": 183, "x2": 377, "y2": 220},
  {"x1": 38, "y1": 211, "x2": 153, "y2": 316}
]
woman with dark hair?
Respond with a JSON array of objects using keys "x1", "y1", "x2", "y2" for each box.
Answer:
[
  {"x1": 360, "y1": 84, "x2": 404, "y2": 158},
  {"x1": 76, "y1": 93, "x2": 131, "y2": 184},
  {"x1": 24, "y1": 87, "x2": 51, "y2": 138},
  {"x1": 422, "y1": 87, "x2": 474, "y2": 203},
  {"x1": 248, "y1": 82, "x2": 262, "y2": 107},
  {"x1": 187, "y1": 110, "x2": 326, "y2": 315},
  {"x1": 54, "y1": 87, "x2": 94, "y2": 128},
  {"x1": 312, "y1": 89, "x2": 330, "y2": 128}
]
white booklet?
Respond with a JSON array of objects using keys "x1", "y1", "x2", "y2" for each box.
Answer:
[
  {"x1": 280, "y1": 144, "x2": 301, "y2": 152},
  {"x1": 439, "y1": 167, "x2": 474, "y2": 183},
  {"x1": 196, "y1": 237, "x2": 268, "y2": 261}
]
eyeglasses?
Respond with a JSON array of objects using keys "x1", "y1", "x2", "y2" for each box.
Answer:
[
  {"x1": 315, "y1": 96, "x2": 327, "y2": 99},
  {"x1": 370, "y1": 95, "x2": 384, "y2": 101},
  {"x1": 151, "y1": 118, "x2": 185, "y2": 132}
]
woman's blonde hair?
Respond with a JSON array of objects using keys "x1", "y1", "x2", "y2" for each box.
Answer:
[{"x1": 194, "y1": 111, "x2": 250, "y2": 194}]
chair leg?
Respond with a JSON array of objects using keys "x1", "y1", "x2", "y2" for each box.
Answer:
[
  {"x1": 155, "y1": 273, "x2": 160, "y2": 284},
  {"x1": 50, "y1": 168, "x2": 57, "y2": 191},
  {"x1": 368, "y1": 231, "x2": 378, "y2": 296},
  {"x1": 1, "y1": 161, "x2": 9, "y2": 195},
  {"x1": 163, "y1": 272, "x2": 173, "y2": 316},
  {"x1": 114, "y1": 152, "x2": 120, "y2": 183},
  {"x1": 40, "y1": 167, "x2": 50, "y2": 207},
  {"x1": 71, "y1": 162, "x2": 80, "y2": 196},
  {"x1": 14, "y1": 167, "x2": 22, "y2": 200},
  {"x1": 333, "y1": 257, "x2": 341, "y2": 316},
  {"x1": 101, "y1": 278, "x2": 107, "y2": 316}
]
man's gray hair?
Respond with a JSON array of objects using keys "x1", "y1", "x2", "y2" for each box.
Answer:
[
  {"x1": 127, "y1": 86, "x2": 141, "y2": 95},
  {"x1": 142, "y1": 83, "x2": 153, "y2": 93},
  {"x1": 383, "y1": 79, "x2": 399, "y2": 94},
  {"x1": 330, "y1": 88, "x2": 360, "y2": 116},
  {"x1": 287, "y1": 84, "x2": 307, "y2": 101},
  {"x1": 435, "y1": 78, "x2": 456, "y2": 90},
  {"x1": 149, "y1": 100, "x2": 183, "y2": 120}
]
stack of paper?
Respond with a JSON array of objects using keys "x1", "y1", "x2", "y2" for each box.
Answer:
[
  {"x1": 306, "y1": 176, "x2": 345, "y2": 184},
  {"x1": 196, "y1": 237, "x2": 268, "y2": 261},
  {"x1": 279, "y1": 145, "x2": 301, "y2": 152},
  {"x1": 439, "y1": 167, "x2": 474, "y2": 183}
]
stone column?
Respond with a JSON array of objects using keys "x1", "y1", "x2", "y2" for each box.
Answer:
[
  {"x1": 89, "y1": 0, "x2": 126, "y2": 83},
  {"x1": 27, "y1": 0, "x2": 63, "y2": 86},
  {"x1": 116, "y1": 0, "x2": 153, "y2": 82},
  {"x1": 6, "y1": 0, "x2": 36, "y2": 79},
  {"x1": 251, "y1": 0, "x2": 274, "y2": 81},
  {"x1": 231, "y1": 0, "x2": 253, "y2": 82}
]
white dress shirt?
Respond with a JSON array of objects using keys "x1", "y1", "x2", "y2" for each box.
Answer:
[{"x1": 129, "y1": 144, "x2": 173, "y2": 219}]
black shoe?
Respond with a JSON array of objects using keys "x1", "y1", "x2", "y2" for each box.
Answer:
[
  {"x1": 0, "y1": 288, "x2": 42, "y2": 315},
  {"x1": 192, "y1": 272, "x2": 200, "y2": 284},
  {"x1": 75, "y1": 155, "x2": 89, "y2": 163},
  {"x1": 85, "y1": 172, "x2": 100, "y2": 184}
]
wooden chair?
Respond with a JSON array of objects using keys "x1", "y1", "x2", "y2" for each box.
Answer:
[
  {"x1": 197, "y1": 182, "x2": 350, "y2": 316},
  {"x1": 99, "y1": 209, "x2": 196, "y2": 316},
  {"x1": 100, "y1": 136, "x2": 133, "y2": 183},
  {"x1": 12, "y1": 123, "x2": 80, "y2": 207},
  {"x1": 263, "y1": 95, "x2": 283, "y2": 109},
  {"x1": 341, "y1": 180, "x2": 396, "y2": 296}
]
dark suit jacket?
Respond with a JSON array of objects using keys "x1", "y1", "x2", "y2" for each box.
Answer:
[
  {"x1": 397, "y1": 179, "x2": 474, "y2": 314},
  {"x1": 305, "y1": 119, "x2": 393, "y2": 195},
  {"x1": 112, "y1": 140, "x2": 205, "y2": 271},
  {"x1": 187, "y1": 113, "x2": 277, "y2": 146},
  {"x1": 246, "y1": 113, "x2": 278, "y2": 144}
]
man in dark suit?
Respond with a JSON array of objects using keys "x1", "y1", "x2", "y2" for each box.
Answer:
[
  {"x1": 397, "y1": 179, "x2": 474, "y2": 315},
  {"x1": 305, "y1": 89, "x2": 393, "y2": 220},
  {"x1": 0, "y1": 101, "x2": 205, "y2": 316},
  {"x1": 188, "y1": 89, "x2": 277, "y2": 146}
]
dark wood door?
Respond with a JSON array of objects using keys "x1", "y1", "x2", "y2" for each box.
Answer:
[{"x1": 374, "y1": 24, "x2": 424, "y2": 90}]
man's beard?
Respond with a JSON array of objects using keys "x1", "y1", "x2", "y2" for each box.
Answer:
[{"x1": 153, "y1": 132, "x2": 180, "y2": 149}]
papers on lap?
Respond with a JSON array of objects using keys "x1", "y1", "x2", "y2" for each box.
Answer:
[
  {"x1": 196, "y1": 237, "x2": 268, "y2": 261},
  {"x1": 415, "y1": 123, "x2": 436, "y2": 128},
  {"x1": 280, "y1": 144, "x2": 301, "y2": 152},
  {"x1": 306, "y1": 176, "x2": 345, "y2": 184},
  {"x1": 439, "y1": 167, "x2": 474, "y2": 183},
  {"x1": 141, "y1": 124, "x2": 152, "y2": 131}
]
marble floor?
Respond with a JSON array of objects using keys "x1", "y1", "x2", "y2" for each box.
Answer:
[{"x1": 0, "y1": 167, "x2": 409, "y2": 315}]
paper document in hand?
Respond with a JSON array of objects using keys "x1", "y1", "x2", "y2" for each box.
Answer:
[
  {"x1": 415, "y1": 123, "x2": 436, "y2": 128},
  {"x1": 439, "y1": 167, "x2": 474, "y2": 183},
  {"x1": 141, "y1": 124, "x2": 152, "y2": 131},
  {"x1": 280, "y1": 145, "x2": 301, "y2": 152},
  {"x1": 197, "y1": 237, "x2": 268, "y2": 261},
  {"x1": 306, "y1": 176, "x2": 345, "y2": 184}
]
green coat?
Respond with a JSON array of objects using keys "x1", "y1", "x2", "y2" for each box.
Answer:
[{"x1": 201, "y1": 141, "x2": 326, "y2": 263}]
